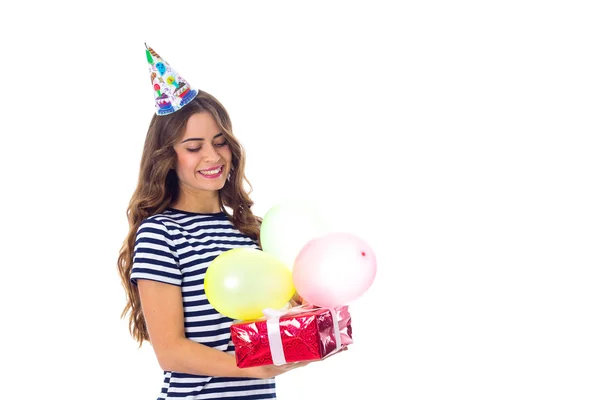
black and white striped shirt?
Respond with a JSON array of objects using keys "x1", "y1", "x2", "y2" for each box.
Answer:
[{"x1": 131, "y1": 208, "x2": 276, "y2": 399}]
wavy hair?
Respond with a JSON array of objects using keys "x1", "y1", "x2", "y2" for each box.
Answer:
[{"x1": 117, "y1": 90, "x2": 262, "y2": 346}]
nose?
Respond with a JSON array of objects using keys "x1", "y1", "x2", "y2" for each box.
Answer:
[{"x1": 202, "y1": 143, "x2": 221, "y2": 162}]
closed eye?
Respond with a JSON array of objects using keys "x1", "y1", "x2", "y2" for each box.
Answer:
[{"x1": 186, "y1": 142, "x2": 226, "y2": 153}]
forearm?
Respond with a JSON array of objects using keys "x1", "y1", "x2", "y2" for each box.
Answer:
[{"x1": 157, "y1": 338, "x2": 254, "y2": 378}]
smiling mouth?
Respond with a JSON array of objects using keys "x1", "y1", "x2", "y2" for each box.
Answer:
[{"x1": 198, "y1": 166, "x2": 223, "y2": 176}]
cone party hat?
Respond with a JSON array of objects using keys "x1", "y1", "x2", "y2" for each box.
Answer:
[{"x1": 145, "y1": 43, "x2": 198, "y2": 115}]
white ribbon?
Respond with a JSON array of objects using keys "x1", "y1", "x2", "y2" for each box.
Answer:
[
  {"x1": 263, "y1": 307, "x2": 288, "y2": 366},
  {"x1": 327, "y1": 307, "x2": 342, "y2": 352},
  {"x1": 262, "y1": 305, "x2": 343, "y2": 366}
]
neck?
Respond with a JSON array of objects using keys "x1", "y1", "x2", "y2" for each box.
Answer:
[{"x1": 171, "y1": 186, "x2": 221, "y2": 214}]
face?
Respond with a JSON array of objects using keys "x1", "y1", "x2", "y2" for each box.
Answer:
[{"x1": 172, "y1": 112, "x2": 232, "y2": 194}]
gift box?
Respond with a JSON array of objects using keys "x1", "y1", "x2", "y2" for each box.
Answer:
[{"x1": 230, "y1": 305, "x2": 353, "y2": 368}]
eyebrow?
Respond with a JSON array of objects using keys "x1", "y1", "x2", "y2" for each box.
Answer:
[{"x1": 181, "y1": 133, "x2": 224, "y2": 143}]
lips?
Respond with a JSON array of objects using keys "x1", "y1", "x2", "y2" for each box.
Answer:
[{"x1": 197, "y1": 165, "x2": 224, "y2": 178}]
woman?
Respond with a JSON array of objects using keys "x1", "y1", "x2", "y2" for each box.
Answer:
[{"x1": 117, "y1": 45, "x2": 307, "y2": 399}]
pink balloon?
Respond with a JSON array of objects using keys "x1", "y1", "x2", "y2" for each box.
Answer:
[{"x1": 292, "y1": 232, "x2": 377, "y2": 308}]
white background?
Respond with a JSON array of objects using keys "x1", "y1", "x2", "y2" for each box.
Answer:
[{"x1": 1, "y1": 1, "x2": 599, "y2": 399}]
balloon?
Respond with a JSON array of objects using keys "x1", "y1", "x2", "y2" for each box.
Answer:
[
  {"x1": 204, "y1": 248, "x2": 295, "y2": 320},
  {"x1": 260, "y1": 200, "x2": 329, "y2": 270},
  {"x1": 292, "y1": 232, "x2": 377, "y2": 308}
]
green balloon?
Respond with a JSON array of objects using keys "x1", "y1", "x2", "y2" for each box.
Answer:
[
  {"x1": 260, "y1": 201, "x2": 329, "y2": 271},
  {"x1": 204, "y1": 248, "x2": 295, "y2": 321}
]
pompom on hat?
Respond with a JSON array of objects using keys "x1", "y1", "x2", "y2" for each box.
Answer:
[{"x1": 145, "y1": 43, "x2": 198, "y2": 115}]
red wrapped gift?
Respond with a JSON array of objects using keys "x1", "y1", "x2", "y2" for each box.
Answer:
[{"x1": 230, "y1": 305, "x2": 353, "y2": 368}]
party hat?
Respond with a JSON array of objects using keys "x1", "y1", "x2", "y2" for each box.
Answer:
[{"x1": 145, "y1": 43, "x2": 198, "y2": 115}]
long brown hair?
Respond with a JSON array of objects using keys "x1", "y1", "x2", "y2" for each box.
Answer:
[{"x1": 117, "y1": 90, "x2": 262, "y2": 346}]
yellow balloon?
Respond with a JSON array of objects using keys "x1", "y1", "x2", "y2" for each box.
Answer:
[{"x1": 204, "y1": 248, "x2": 295, "y2": 320}]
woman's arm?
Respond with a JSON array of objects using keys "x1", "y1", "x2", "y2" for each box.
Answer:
[{"x1": 137, "y1": 279, "x2": 307, "y2": 379}]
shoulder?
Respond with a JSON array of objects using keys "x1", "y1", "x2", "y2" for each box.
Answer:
[
  {"x1": 137, "y1": 209, "x2": 239, "y2": 239},
  {"x1": 135, "y1": 211, "x2": 182, "y2": 243},
  {"x1": 137, "y1": 214, "x2": 168, "y2": 232}
]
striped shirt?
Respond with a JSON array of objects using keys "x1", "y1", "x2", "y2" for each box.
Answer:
[{"x1": 131, "y1": 208, "x2": 277, "y2": 399}]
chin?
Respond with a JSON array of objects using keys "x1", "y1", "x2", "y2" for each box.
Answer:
[{"x1": 204, "y1": 181, "x2": 227, "y2": 191}]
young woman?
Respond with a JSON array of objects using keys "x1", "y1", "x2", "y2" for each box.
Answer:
[{"x1": 117, "y1": 87, "x2": 310, "y2": 399}]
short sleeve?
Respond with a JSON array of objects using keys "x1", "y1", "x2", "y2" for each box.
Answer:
[{"x1": 131, "y1": 218, "x2": 182, "y2": 286}]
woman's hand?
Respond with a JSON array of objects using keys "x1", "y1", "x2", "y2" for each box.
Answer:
[
  {"x1": 246, "y1": 361, "x2": 311, "y2": 379},
  {"x1": 288, "y1": 291, "x2": 304, "y2": 307},
  {"x1": 244, "y1": 347, "x2": 349, "y2": 379}
]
